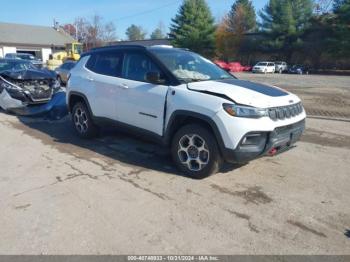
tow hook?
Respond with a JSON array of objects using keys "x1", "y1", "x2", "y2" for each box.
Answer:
[{"x1": 268, "y1": 148, "x2": 278, "y2": 156}]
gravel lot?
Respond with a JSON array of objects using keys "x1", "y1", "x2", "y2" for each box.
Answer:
[
  {"x1": 0, "y1": 74, "x2": 350, "y2": 255},
  {"x1": 235, "y1": 73, "x2": 350, "y2": 119}
]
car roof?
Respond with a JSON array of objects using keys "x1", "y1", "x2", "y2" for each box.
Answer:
[{"x1": 83, "y1": 44, "x2": 187, "y2": 57}]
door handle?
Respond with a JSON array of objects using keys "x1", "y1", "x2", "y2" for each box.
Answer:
[{"x1": 87, "y1": 76, "x2": 94, "y2": 82}]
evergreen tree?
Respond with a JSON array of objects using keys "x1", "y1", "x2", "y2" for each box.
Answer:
[
  {"x1": 150, "y1": 22, "x2": 166, "y2": 39},
  {"x1": 169, "y1": 0, "x2": 216, "y2": 57},
  {"x1": 332, "y1": 0, "x2": 350, "y2": 57},
  {"x1": 259, "y1": 0, "x2": 313, "y2": 56},
  {"x1": 126, "y1": 24, "x2": 147, "y2": 41},
  {"x1": 227, "y1": 0, "x2": 257, "y2": 33}
]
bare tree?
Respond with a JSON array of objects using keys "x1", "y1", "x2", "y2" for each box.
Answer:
[
  {"x1": 103, "y1": 22, "x2": 117, "y2": 42},
  {"x1": 68, "y1": 15, "x2": 117, "y2": 50}
]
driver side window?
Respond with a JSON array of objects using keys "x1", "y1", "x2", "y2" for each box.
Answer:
[{"x1": 122, "y1": 52, "x2": 164, "y2": 83}]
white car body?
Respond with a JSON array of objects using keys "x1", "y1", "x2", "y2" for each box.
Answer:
[
  {"x1": 252, "y1": 62, "x2": 276, "y2": 74},
  {"x1": 67, "y1": 46, "x2": 306, "y2": 176},
  {"x1": 275, "y1": 61, "x2": 288, "y2": 73}
]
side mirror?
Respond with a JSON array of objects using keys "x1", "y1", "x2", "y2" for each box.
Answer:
[{"x1": 146, "y1": 71, "x2": 165, "y2": 84}]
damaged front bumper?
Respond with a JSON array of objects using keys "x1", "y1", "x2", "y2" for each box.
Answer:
[
  {"x1": 0, "y1": 69, "x2": 68, "y2": 118},
  {"x1": 6, "y1": 91, "x2": 67, "y2": 118}
]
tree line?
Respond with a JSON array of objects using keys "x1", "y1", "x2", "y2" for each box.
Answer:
[
  {"x1": 171, "y1": 0, "x2": 349, "y2": 69},
  {"x1": 63, "y1": 0, "x2": 350, "y2": 69}
]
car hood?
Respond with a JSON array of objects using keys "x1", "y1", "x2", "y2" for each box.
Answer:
[
  {"x1": 0, "y1": 69, "x2": 55, "y2": 80},
  {"x1": 187, "y1": 78, "x2": 300, "y2": 108}
]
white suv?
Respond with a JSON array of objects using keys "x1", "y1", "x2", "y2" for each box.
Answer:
[
  {"x1": 67, "y1": 46, "x2": 306, "y2": 178},
  {"x1": 253, "y1": 62, "x2": 276, "y2": 74}
]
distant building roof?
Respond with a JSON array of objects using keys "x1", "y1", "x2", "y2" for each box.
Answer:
[
  {"x1": 108, "y1": 39, "x2": 171, "y2": 47},
  {"x1": 0, "y1": 22, "x2": 76, "y2": 47}
]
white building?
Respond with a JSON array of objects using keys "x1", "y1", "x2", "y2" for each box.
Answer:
[{"x1": 0, "y1": 22, "x2": 75, "y2": 63}]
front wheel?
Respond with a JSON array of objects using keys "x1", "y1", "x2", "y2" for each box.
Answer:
[
  {"x1": 171, "y1": 124, "x2": 222, "y2": 179},
  {"x1": 72, "y1": 102, "x2": 98, "y2": 138}
]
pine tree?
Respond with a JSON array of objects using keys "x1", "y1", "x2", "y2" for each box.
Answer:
[
  {"x1": 126, "y1": 24, "x2": 147, "y2": 41},
  {"x1": 332, "y1": 0, "x2": 350, "y2": 57},
  {"x1": 169, "y1": 0, "x2": 216, "y2": 57},
  {"x1": 227, "y1": 0, "x2": 257, "y2": 33},
  {"x1": 150, "y1": 22, "x2": 166, "y2": 39},
  {"x1": 259, "y1": 0, "x2": 313, "y2": 55}
]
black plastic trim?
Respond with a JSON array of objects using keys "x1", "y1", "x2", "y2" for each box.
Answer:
[
  {"x1": 93, "y1": 116, "x2": 164, "y2": 145},
  {"x1": 139, "y1": 112, "x2": 157, "y2": 118},
  {"x1": 164, "y1": 110, "x2": 226, "y2": 153},
  {"x1": 67, "y1": 91, "x2": 94, "y2": 116},
  {"x1": 222, "y1": 119, "x2": 306, "y2": 163}
]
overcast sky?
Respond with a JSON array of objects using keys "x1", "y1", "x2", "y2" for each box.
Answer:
[{"x1": 0, "y1": 0, "x2": 269, "y2": 39}]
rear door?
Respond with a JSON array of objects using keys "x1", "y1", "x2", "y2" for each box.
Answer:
[
  {"x1": 85, "y1": 50, "x2": 124, "y2": 120},
  {"x1": 116, "y1": 50, "x2": 169, "y2": 136}
]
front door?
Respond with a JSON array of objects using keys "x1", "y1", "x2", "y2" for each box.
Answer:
[{"x1": 116, "y1": 51, "x2": 169, "y2": 136}]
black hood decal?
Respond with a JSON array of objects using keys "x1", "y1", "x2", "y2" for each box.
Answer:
[{"x1": 216, "y1": 79, "x2": 289, "y2": 97}]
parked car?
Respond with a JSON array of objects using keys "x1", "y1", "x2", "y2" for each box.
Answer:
[
  {"x1": 252, "y1": 62, "x2": 275, "y2": 73},
  {"x1": 67, "y1": 46, "x2": 306, "y2": 178},
  {"x1": 5, "y1": 53, "x2": 43, "y2": 68},
  {"x1": 275, "y1": 61, "x2": 288, "y2": 73},
  {"x1": 214, "y1": 60, "x2": 252, "y2": 73},
  {"x1": 55, "y1": 61, "x2": 76, "y2": 85},
  {"x1": 288, "y1": 65, "x2": 310, "y2": 75},
  {"x1": 0, "y1": 59, "x2": 63, "y2": 116}
]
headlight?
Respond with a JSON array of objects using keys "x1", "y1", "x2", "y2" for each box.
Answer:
[
  {"x1": 223, "y1": 103, "x2": 268, "y2": 118},
  {"x1": 0, "y1": 77, "x2": 22, "y2": 92}
]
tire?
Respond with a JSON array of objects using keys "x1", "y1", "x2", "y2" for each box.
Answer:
[
  {"x1": 72, "y1": 102, "x2": 98, "y2": 139},
  {"x1": 171, "y1": 124, "x2": 222, "y2": 179}
]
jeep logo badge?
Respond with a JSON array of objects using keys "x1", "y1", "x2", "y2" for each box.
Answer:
[{"x1": 289, "y1": 100, "x2": 294, "y2": 104}]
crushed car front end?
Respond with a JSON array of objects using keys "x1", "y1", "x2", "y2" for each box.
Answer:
[{"x1": 0, "y1": 69, "x2": 61, "y2": 115}]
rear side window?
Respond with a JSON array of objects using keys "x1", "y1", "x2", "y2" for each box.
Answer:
[
  {"x1": 268, "y1": 63, "x2": 275, "y2": 66},
  {"x1": 86, "y1": 51, "x2": 123, "y2": 77}
]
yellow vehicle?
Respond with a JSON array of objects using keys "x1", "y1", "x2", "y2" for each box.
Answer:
[{"x1": 47, "y1": 42, "x2": 83, "y2": 70}]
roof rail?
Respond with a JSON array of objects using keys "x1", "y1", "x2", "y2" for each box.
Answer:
[{"x1": 91, "y1": 45, "x2": 147, "y2": 51}]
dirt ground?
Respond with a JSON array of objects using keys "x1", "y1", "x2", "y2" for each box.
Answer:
[
  {"x1": 235, "y1": 72, "x2": 350, "y2": 119},
  {"x1": 0, "y1": 74, "x2": 349, "y2": 255}
]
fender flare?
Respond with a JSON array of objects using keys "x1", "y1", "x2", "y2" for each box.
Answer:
[
  {"x1": 67, "y1": 91, "x2": 93, "y2": 116},
  {"x1": 164, "y1": 110, "x2": 226, "y2": 153}
]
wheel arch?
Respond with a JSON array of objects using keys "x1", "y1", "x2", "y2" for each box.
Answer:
[
  {"x1": 164, "y1": 110, "x2": 226, "y2": 154},
  {"x1": 67, "y1": 91, "x2": 93, "y2": 116}
]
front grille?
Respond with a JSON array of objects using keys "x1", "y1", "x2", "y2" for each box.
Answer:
[
  {"x1": 28, "y1": 88, "x2": 53, "y2": 101},
  {"x1": 13, "y1": 79, "x2": 54, "y2": 103},
  {"x1": 268, "y1": 103, "x2": 303, "y2": 121},
  {"x1": 275, "y1": 119, "x2": 305, "y2": 135}
]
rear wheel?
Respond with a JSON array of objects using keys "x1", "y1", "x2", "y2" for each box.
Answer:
[
  {"x1": 171, "y1": 124, "x2": 222, "y2": 179},
  {"x1": 72, "y1": 102, "x2": 98, "y2": 138}
]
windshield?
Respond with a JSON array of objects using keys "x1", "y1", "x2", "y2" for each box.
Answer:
[
  {"x1": 256, "y1": 62, "x2": 268, "y2": 66},
  {"x1": 0, "y1": 61, "x2": 38, "y2": 72},
  {"x1": 75, "y1": 44, "x2": 83, "y2": 54},
  {"x1": 17, "y1": 54, "x2": 36, "y2": 60},
  {"x1": 149, "y1": 48, "x2": 234, "y2": 82}
]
